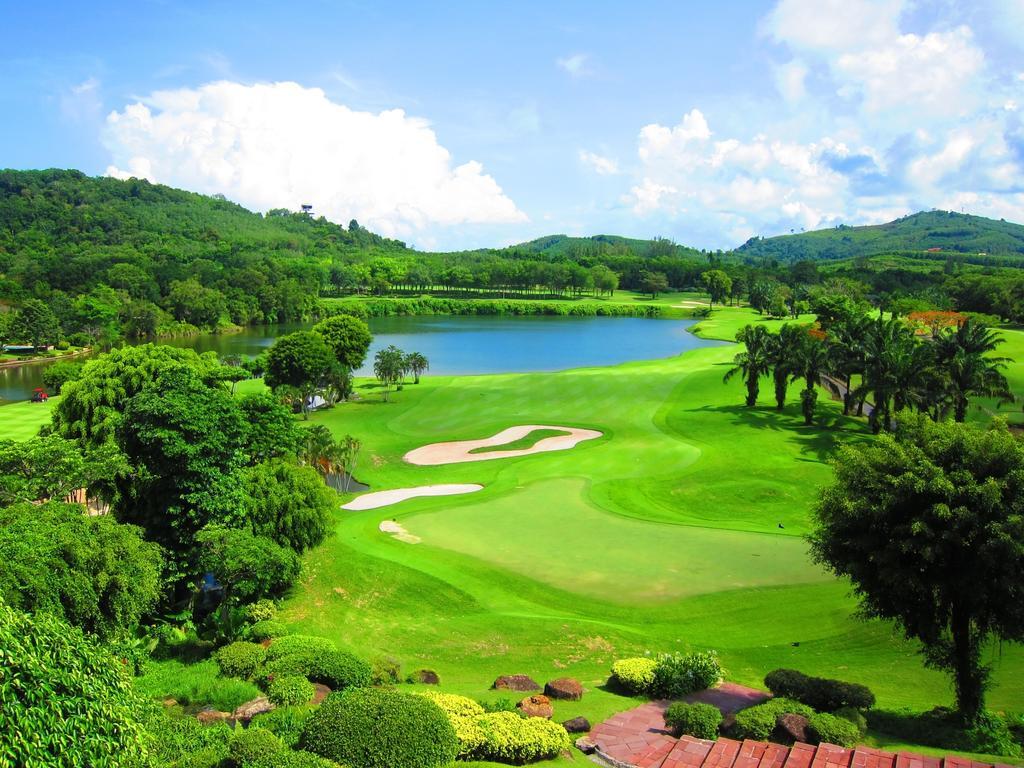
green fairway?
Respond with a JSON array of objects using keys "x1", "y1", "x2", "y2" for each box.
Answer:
[
  {"x1": 283, "y1": 304, "x2": 1023, "y2": 726},
  {"x1": 0, "y1": 397, "x2": 57, "y2": 440}
]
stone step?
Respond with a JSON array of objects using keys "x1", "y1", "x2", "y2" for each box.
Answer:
[
  {"x1": 811, "y1": 743, "x2": 853, "y2": 768},
  {"x1": 634, "y1": 738, "x2": 680, "y2": 768},
  {"x1": 662, "y1": 736, "x2": 716, "y2": 768}
]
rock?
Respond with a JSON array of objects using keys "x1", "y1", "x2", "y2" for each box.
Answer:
[
  {"x1": 312, "y1": 683, "x2": 332, "y2": 705},
  {"x1": 775, "y1": 713, "x2": 810, "y2": 744},
  {"x1": 517, "y1": 694, "x2": 554, "y2": 719},
  {"x1": 407, "y1": 669, "x2": 441, "y2": 685},
  {"x1": 233, "y1": 696, "x2": 274, "y2": 723},
  {"x1": 196, "y1": 707, "x2": 232, "y2": 724},
  {"x1": 162, "y1": 698, "x2": 178, "y2": 708},
  {"x1": 493, "y1": 674, "x2": 540, "y2": 692},
  {"x1": 545, "y1": 678, "x2": 583, "y2": 701},
  {"x1": 562, "y1": 716, "x2": 591, "y2": 733}
]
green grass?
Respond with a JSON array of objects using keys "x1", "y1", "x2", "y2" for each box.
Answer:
[
  {"x1": 467, "y1": 428, "x2": 570, "y2": 454},
  {"x1": 282, "y1": 304, "x2": 1022, "y2": 742},
  {"x1": 135, "y1": 659, "x2": 262, "y2": 711},
  {"x1": 0, "y1": 396, "x2": 58, "y2": 440}
]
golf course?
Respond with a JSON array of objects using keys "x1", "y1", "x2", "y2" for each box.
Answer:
[{"x1": 259, "y1": 302, "x2": 1024, "y2": 758}]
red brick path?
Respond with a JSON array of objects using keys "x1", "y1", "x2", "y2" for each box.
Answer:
[{"x1": 578, "y1": 686, "x2": 1019, "y2": 768}]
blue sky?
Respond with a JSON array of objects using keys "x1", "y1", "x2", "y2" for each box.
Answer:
[{"x1": 2, "y1": 0, "x2": 1023, "y2": 251}]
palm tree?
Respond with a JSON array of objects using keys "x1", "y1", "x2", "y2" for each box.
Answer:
[
  {"x1": 826, "y1": 315, "x2": 869, "y2": 415},
  {"x1": 792, "y1": 329, "x2": 829, "y2": 426},
  {"x1": 724, "y1": 325, "x2": 773, "y2": 407},
  {"x1": 933, "y1": 319, "x2": 1014, "y2": 422},
  {"x1": 373, "y1": 345, "x2": 405, "y2": 401},
  {"x1": 857, "y1": 315, "x2": 918, "y2": 432},
  {"x1": 405, "y1": 352, "x2": 429, "y2": 384},
  {"x1": 338, "y1": 435, "x2": 362, "y2": 492},
  {"x1": 768, "y1": 324, "x2": 804, "y2": 411}
]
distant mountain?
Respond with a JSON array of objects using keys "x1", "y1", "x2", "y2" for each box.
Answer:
[
  {"x1": 508, "y1": 234, "x2": 705, "y2": 260},
  {"x1": 735, "y1": 211, "x2": 1024, "y2": 262}
]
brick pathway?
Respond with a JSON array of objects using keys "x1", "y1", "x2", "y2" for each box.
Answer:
[{"x1": 578, "y1": 684, "x2": 1019, "y2": 768}]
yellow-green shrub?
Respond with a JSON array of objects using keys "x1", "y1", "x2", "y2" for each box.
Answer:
[
  {"x1": 476, "y1": 711, "x2": 571, "y2": 763},
  {"x1": 610, "y1": 657, "x2": 657, "y2": 694}
]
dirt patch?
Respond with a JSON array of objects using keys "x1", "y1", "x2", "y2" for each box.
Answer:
[{"x1": 404, "y1": 424, "x2": 602, "y2": 466}]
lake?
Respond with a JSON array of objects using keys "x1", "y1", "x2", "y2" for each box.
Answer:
[{"x1": 0, "y1": 315, "x2": 722, "y2": 404}]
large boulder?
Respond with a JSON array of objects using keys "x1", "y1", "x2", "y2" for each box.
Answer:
[
  {"x1": 562, "y1": 716, "x2": 590, "y2": 734},
  {"x1": 233, "y1": 696, "x2": 274, "y2": 723},
  {"x1": 312, "y1": 683, "x2": 332, "y2": 705},
  {"x1": 196, "y1": 707, "x2": 232, "y2": 725},
  {"x1": 775, "y1": 713, "x2": 810, "y2": 744},
  {"x1": 493, "y1": 674, "x2": 540, "y2": 692},
  {"x1": 545, "y1": 678, "x2": 583, "y2": 701},
  {"x1": 518, "y1": 694, "x2": 554, "y2": 719}
]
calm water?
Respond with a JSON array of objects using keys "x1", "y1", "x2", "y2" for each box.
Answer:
[{"x1": 0, "y1": 315, "x2": 721, "y2": 404}]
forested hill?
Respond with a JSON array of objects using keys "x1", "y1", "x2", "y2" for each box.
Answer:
[
  {"x1": 508, "y1": 233, "x2": 705, "y2": 260},
  {"x1": 736, "y1": 211, "x2": 1024, "y2": 263}
]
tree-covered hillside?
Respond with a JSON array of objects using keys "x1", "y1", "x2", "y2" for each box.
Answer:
[{"x1": 737, "y1": 211, "x2": 1024, "y2": 263}]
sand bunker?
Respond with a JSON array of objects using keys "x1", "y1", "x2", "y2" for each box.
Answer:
[
  {"x1": 379, "y1": 520, "x2": 421, "y2": 544},
  {"x1": 341, "y1": 484, "x2": 484, "y2": 511},
  {"x1": 404, "y1": 424, "x2": 602, "y2": 466}
]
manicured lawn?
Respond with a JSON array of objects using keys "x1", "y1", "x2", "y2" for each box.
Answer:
[
  {"x1": 282, "y1": 304, "x2": 1023, "y2": 740},
  {"x1": 0, "y1": 396, "x2": 58, "y2": 440}
]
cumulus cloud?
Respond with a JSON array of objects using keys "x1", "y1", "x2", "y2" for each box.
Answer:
[
  {"x1": 556, "y1": 53, "x2": 591, "y2": 78},
  {"x1": 103, "y1": 80, "x2": 526, "y2": 238},
  {"x1": 578, "y1": 150, "x2": 619, "y2": 175}
]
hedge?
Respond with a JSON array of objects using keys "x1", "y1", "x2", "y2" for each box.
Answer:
[
  {"x1": 807, "y1": 712, "x2": 862, "y2": 747},
  {"x1": 729, "y1": 698, "x2": 815, "y2": 741},
  {"x1": 763, "y1": 669, "x2": 875, "y2": 712},
  {"x1": 649, "y1": 651, "x2": 723, "y2": 699},
  {"x1": 664, "y1": 702, "x2": 722, "y2": 739},
  {"x1": 267, "y1": 676, "x2": 315, "y2": 707},
  {"x1": 610, "y1": 658, "x2": 657, "y2": 694},
  {"x1": 214, "y1": 642, "x2": 268, "y2": 680}
]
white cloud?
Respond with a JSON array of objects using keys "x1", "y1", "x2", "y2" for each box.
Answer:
[
  {"x1": 578, "y1": 149, "x2": 619, "y2": 175},
  {"x1": 61, "y1": 77, "x2": 102, "y2": 123},
  {"x1": 556, "y1": 53, "x2": 591, "y2": 78},
  {"x1": 103, "y1": 81, "x2": 526, "y2": 237},
  {"x1": 774, "y1": 60, "x2": 809, "y2": 102},
  {"x1": 762, "y1": 0, "x2": 904, "y2": 52}
]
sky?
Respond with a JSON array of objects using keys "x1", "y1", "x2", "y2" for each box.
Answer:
[{"x1": 1, "y1": 0, "x2": 1023, "y2": 252}]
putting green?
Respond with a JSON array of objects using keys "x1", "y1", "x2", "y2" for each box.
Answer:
[{"x1": 404, "y1": 477, "x2": 829, "y2": 603}]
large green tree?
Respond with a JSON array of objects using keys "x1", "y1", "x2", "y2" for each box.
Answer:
[
  {"x1": 13, "y1": 298, "x2": 60, "y2": 350},
  {"x1": 240, "y1": 460, "x2": 334, "y2": 553},
  {"x1": 933, "y1": 318, "x2": 1013, "y2": 422},
  {"x1": 768, "y1": 324, "x2": 804, "y2": 411},
  {"x1": 810, "y1": 415, "x2": 1024, "y2": 723},
  {"x1": 115, "y1": 366, "x2": 247, "y2": 580},
  {"x1": 701, "y1": 269, "x2": 733, "y2": 307},
  {"x1": 196, "y1": 525, "x2": 300, "y2": 604},
  {"x1": 265, "y1": 331, "x2": 334, "y2": 418},
  {"x1": 724, "y1": 324, "x2": 773, "y2": 407},
  {"x1": 0, "y1": 434, "x2": 125, "y2": 507},
  {"x1": 0, "y1": 501, "x2": 163, "y2": 638},
  {"x1": 313, "y1": 314, "x2": 373, "y2": 370},
  {"x1": 373, "y1": 345, "x2": 406, "y2": 402}
]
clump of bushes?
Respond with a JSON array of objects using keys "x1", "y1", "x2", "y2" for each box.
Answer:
[
  {"x1": 418, "y1": 691, "x2": 570, "y2": 763},
  {"x1": 145, "y1": 711, "x2": 233, "y2": 768},
  {"x1": 868, "y1": 708, "x2": 1021, "y2": 758},
  {"x1": 246, "y1": 619, "x2": 289, "y2": 642},
  {"x1": 650, "y1": 651, "x2": 723, "y2": 698},
  {"x1": 764, "y1": 669, "x2": 875, "y2": 712},
  {"x1": 610, "y1": 658, "x2": 657, "y2": 694},
  {"x1": 268, "y1": 675, "x2": 315, "y2": 707},
  {"x1": 215, "y1": 642, "x2": 268, "y2": 680},
  {"x1": 807, "y1": 712, "x2": 861, "y2": 747},
  {"x1": 250, "y1": 706, "x2": 315, "y2": 748},
  {"x1": 370, "y1": 655, "x2": 402, "y2": 685},
  {"x1": 664, "y1": 702, "x2": 722, "y2": 739},
  {"x1": 729, "y1": 698, "x2": 814, "y2": 741},
  {"x1": 301, "y1": 688, "x2": 458, "y2": 768},
  {"x1": 229, "y1": 728, "x2": 284, "y2": 766},
  {"x1": 262, "y1": 635, "x2": 371, "y2": 690}
]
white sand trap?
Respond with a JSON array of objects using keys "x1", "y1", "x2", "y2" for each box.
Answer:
[
  {"x1": 379, "y1": 520, "x2": 421, "y2": 544},
  {"x1": 341, "y1": 484, "x2": 483, "y2": 511},
  {"x1": 404, "y1": 424, "x2": 603, "y2": 466}
]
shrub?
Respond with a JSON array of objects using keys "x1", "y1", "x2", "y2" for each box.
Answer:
[
  {"x1": 0, "y1": 601, "x2": 149, "y2": 767},
  {"x1": 145, "y1": 710, "x2": 233, "y2": 768},
  {"x1": 610, "y1": 657, "x2": 657, "y2": 694},
  {"x1": 418, "y1": 692, "x2": 489, "y2": 758},
  {"x1": 764, "y1": 668, "x2": 875, "y2": 712},
  {"x1": 729, "y1": 698, "x2": 814, "y2": 741},
  {"x1": 807, "y1": 712, "x2": 861, "y2": 747},
  {"x1": 302, "y1": 688, "x2": 458, "y2": 768},
  {"x1": 868, "y1": 708, "x2": 1021, "y2": 757},
  {"x1": 229, "y1": 727, "x2": 284, "y2": 766},
  {"x1": 215, "y1": 641, "x2": 268, "y2": 680},
  {"x1": 664, "y1": 702, "x2": 723, "y2": 739},
  {"x1": 263, "y1": 643, "x2": 370, "y2": 691},
  {"x1": 371, "y1": 655, "x2": 402, "y2": 685},
  {"x1": 250, "y1": 705, "x2": 315, "y2": 748},
  {"x1": 476, "y1": 711, "x2": 571, "y2": 763},
  {"x1": 249, "y1": 752, "x2": 339, "y2": 768},
  {"x1": 245, "y1": 599, "x2": 278, "y2": 624},
  {"x1": 964, "y1": 712, "x2": 1020, "y2": 758},
  {"x1": 268, "y1": 675, "x2": 316, "y2": 707},
  {"x1": 247, "y1": 619, "x2": 289, "y2": 642},
  {"x1": 650, "y1": 651, "x2": 722, "y2": 699},
  {"x1": 834, "y1": 706, "x2": 868, "y2": 736},
  {"x1": 266, "y1": 634, "x2": 336, "y2": 660},
  {"x1": 420, "y1": 691, "x2": 486, "y2": 719}
]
